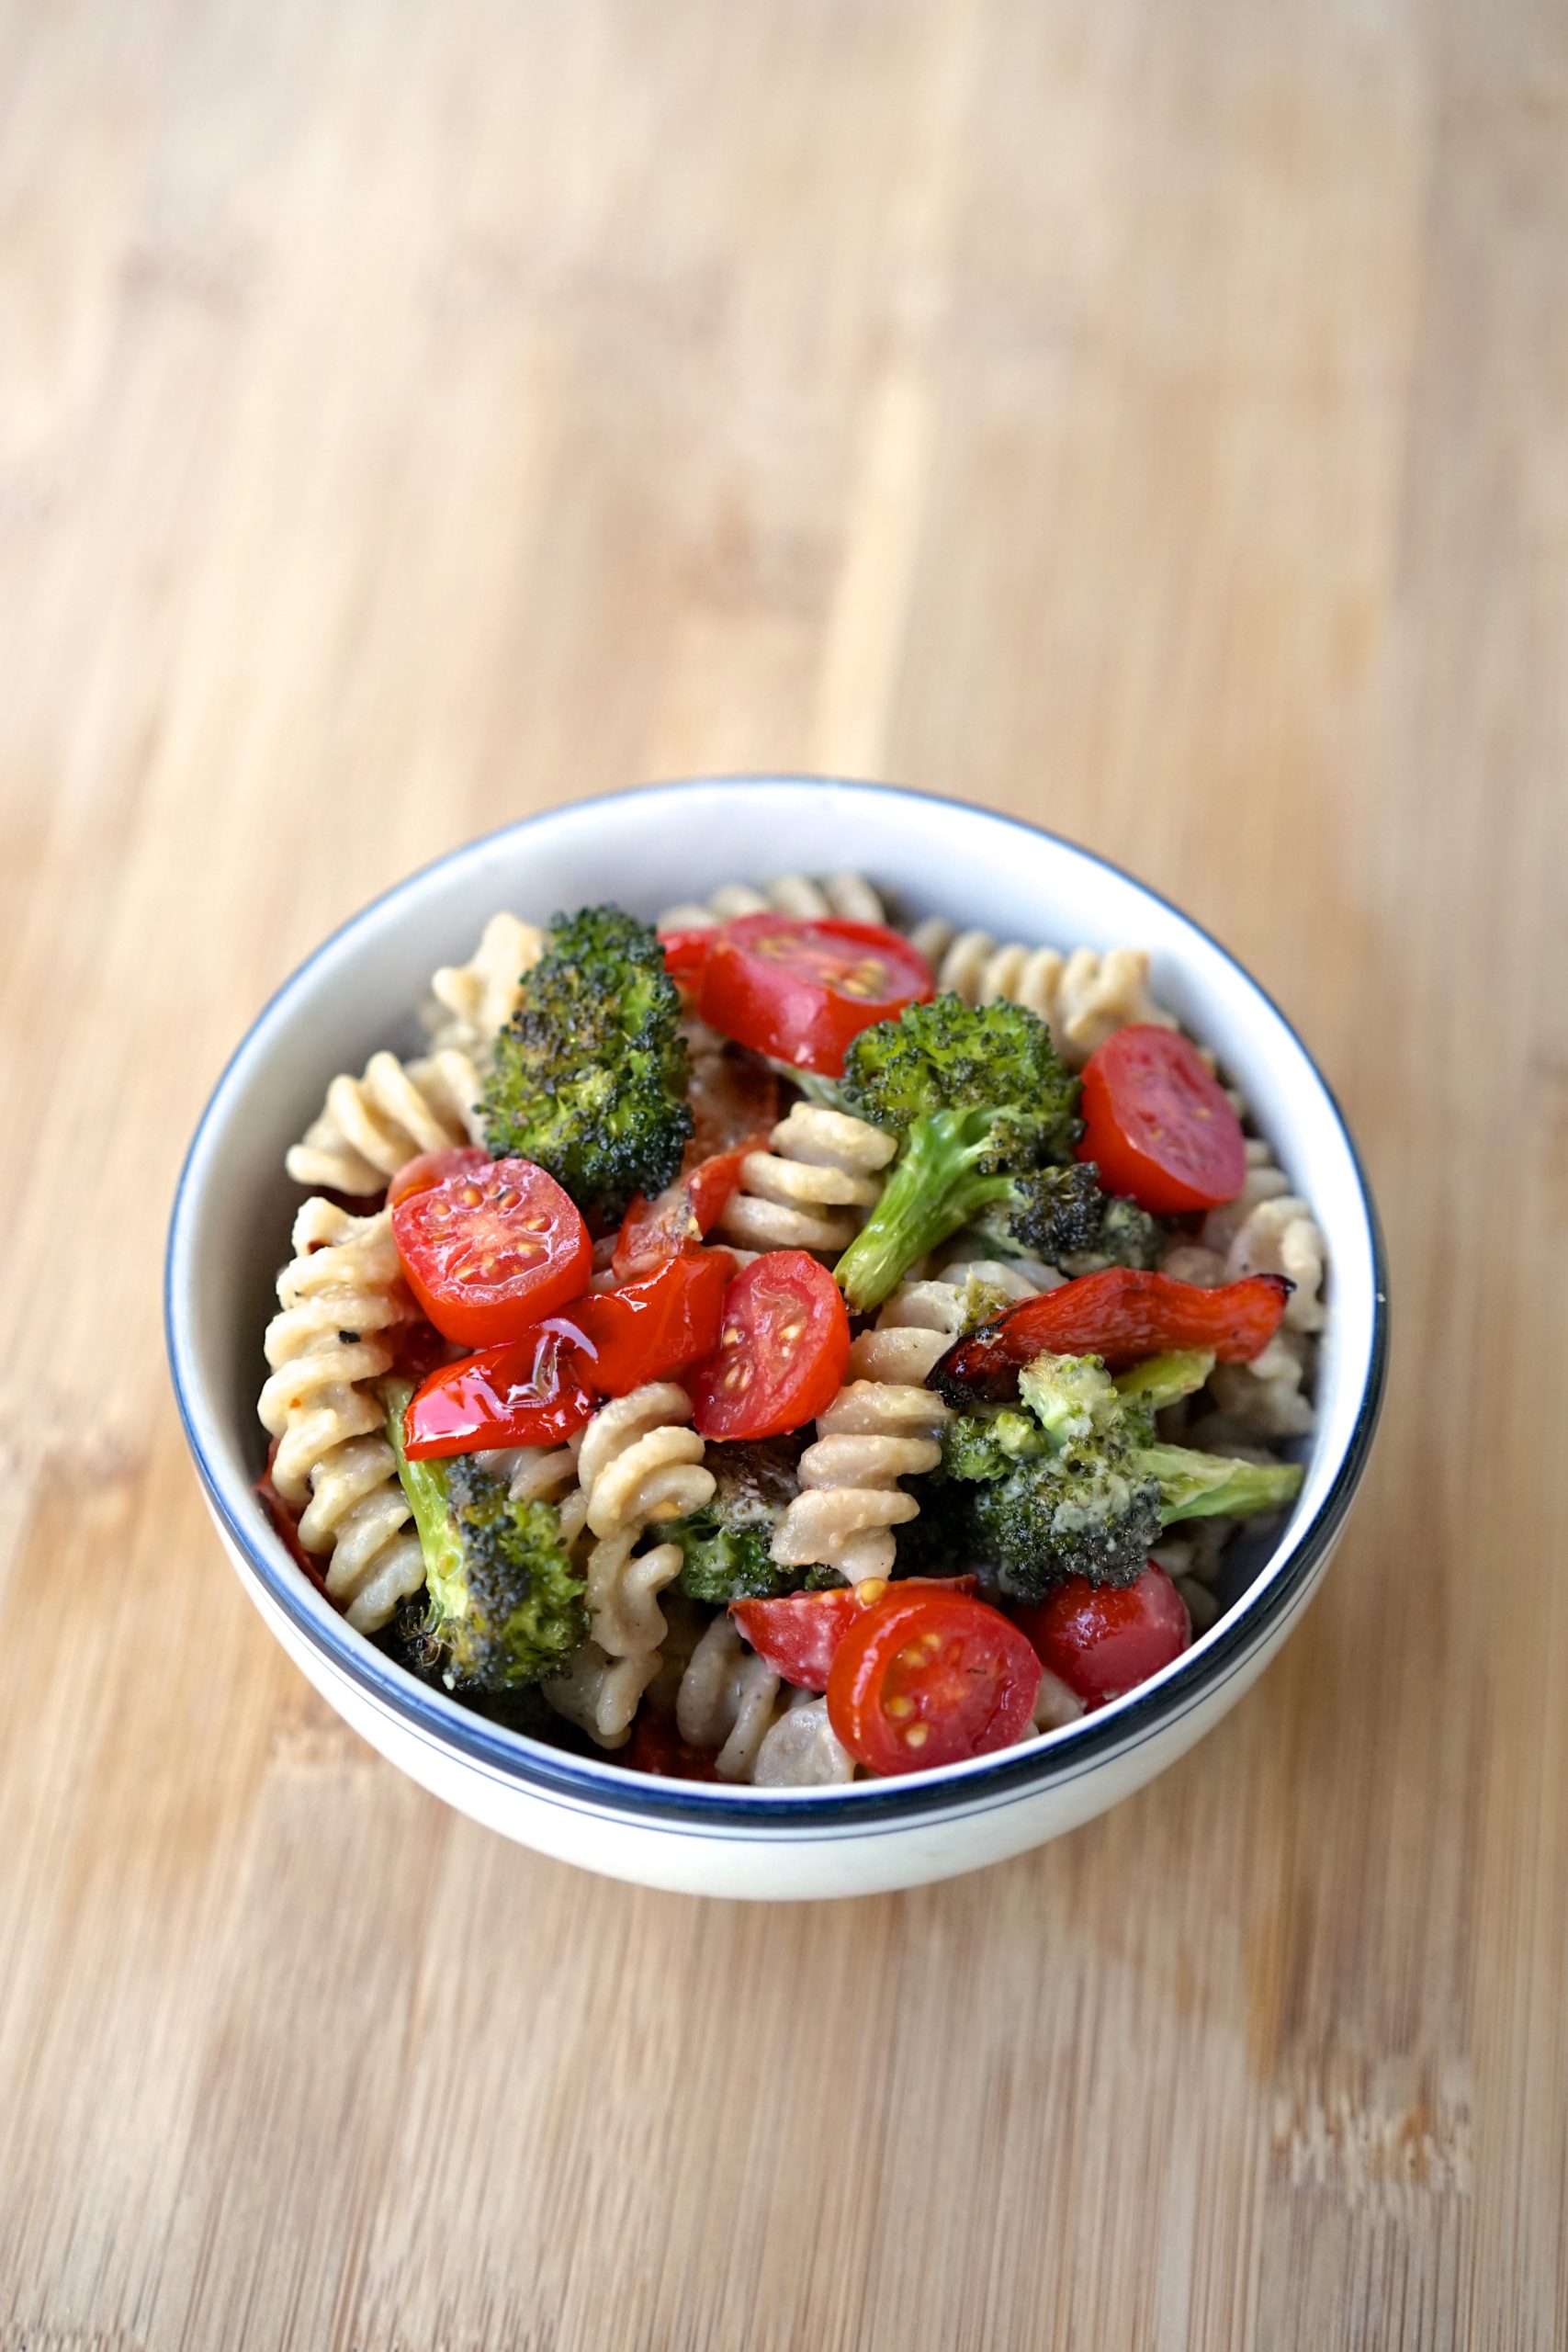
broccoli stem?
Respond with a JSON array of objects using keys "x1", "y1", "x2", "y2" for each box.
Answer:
[
  {"x1": 1140, "y1": 1442, "x2": 1303, "y2": 1523},
  {"x1": 1113, "y1": 1351, "x2": 1216, "y2": 1411},
  {"x1": 383, "y1": 1381, "x2": 466, "y2": 1616},
  {"x1": 833, "y1": 1108, "x2": 1010, "y2": 1312}
]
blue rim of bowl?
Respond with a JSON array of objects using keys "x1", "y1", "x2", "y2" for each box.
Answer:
[{"x1": 165, "y1": 775, "x2": 1389, "y2": 1831}]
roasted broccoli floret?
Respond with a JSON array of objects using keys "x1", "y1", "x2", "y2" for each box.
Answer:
[
  {"x1": 833, "y1": 995, "x2": 1081, "y2": 1310},
  {"x1": 942, "y1": 1348, "x2": 1303, "y2": 1599},
  {"x1": 386, "y1": 1384, "x2": 589, "y2": 1689},
  {"x1": 965, "y1": 1161, "x2": 1167, "y2": 1273},
  {"x1": 480, "y1": 902, "x2": 694, "y2": 1226},
  {"x1": 666, "y1": 1439, "x2": 807, "y2": 1603},
  {"x1": 1087, "y1": 1193, "x2": 1166, "y2": 1272}
]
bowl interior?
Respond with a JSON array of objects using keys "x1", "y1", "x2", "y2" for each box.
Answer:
[{"x1": 169, "y1": 777, "x2": 1382, "y2": 1792}]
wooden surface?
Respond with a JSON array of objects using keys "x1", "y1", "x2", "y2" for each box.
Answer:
[{"x1": 0, "y1": 0, "x2": 1562, "y2": 2344}]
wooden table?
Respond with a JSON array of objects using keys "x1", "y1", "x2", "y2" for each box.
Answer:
[{"x1": 2, "y1": 1, "x2": 1562, "y2": 2343}]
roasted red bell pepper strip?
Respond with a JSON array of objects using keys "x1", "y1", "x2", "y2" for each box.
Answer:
[
  {"x1": 402, "y1": 1329, "x2": 597, "y2": 1459},
  {"x1": 932, "y1": 1267, "x2": 1292, "y2": 1401}
]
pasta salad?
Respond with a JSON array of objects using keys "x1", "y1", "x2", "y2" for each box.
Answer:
[{"x1": 257, "y1": 874, "x2": 1325, "y2": 1787}]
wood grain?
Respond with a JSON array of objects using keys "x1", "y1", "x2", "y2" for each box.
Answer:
[{"x1": 0, "y1": 0, "x2": 1563, "y2": 2343}]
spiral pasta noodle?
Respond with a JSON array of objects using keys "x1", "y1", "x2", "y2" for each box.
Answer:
[
  {"x1": 715, "y1": 1103, "x2": 896, "y2": 1257},
  {"x1": 770, "y1": 1258, "x2": 1040, "y2": 1585},
  {"x1": 424, "y1": 911, "x2": 544, "y2": 1057},
  {"x1": 1159, "y1": 1136, "x2": 1324, "y2": 1439},
  {"x1": 1201, "y1": 1140, "x2": 1326, "y2": 1333},
  {"x1": 285, "y1": 1047, "x2": 484, "y2": 1196},
  {"x1": 749, "y1": 1690, "x2": 857, "y2": 1786},
  {"x1": 543, "y1": 1385, "x2": 714, "y2": 1747},
  {"x1": 675, "y1": 1614, "x2": 783, "y2": 1781},
  {"x1": 257, "y1": 1197, "x2": 425, "y2": 1633},
  {"x1": 908, "y1": 920, "x2": 1177, "y2": 1069},
  {"x1": 658, "y1": 871, "x2": 888, "y2": 931}
]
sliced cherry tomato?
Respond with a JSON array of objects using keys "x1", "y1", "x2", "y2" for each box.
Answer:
[
  {"x1": 254, "y1": 1441, "x2": 326, "y2": 1590},
  {"x1": 697, "y1": 914, "x2": 934, "y2": 1076},
  {"x1": 732, "y1": 1576, "x2": 978, "y2": 1692},
  {"x1": 1078, "y1": 1027, "x2": 1246, "y2": 1214},
  {"x1": 827, "y1": 1589, "x2": 1042, "y2": 1775},
  {"x1": 622, "y1": 1713, "x2": 723, "y2": 1780},
  {"x1": 614, "y1": 1146, "x2": 753, "y2": 1279},
  {"x1": 658, "y1": 928, "x2": 716, "y2": 982},
  {"x1": 387, "y1": 1145, "x2": 491, "y2": 1208},
  {"x1": 933, "y1": 1267, "x2": 1292, "y2": 1401},
  {"x1": 545, "y1": 1250, "x2": 736, "y2": 1397},
  {"x1": 690, "y1": 1251, "x2": 851, "y2": 1441},
  {"x1": 1014, "y1": 1565, "x2": 1191, "y2": 1706},
  {"x1": 402, "y1": 1329, "x2": 596, "y2": 1459},
  {"x1": 391, "y1": 1157, "x2": 591, "y2": 1345}
]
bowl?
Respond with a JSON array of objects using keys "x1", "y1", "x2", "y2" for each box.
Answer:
[{"x1": 165, "y1": 777, "x2": 1387, "y2": 1900}]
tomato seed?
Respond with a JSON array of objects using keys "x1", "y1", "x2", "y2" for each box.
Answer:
[
  {"x1": 886, "y1": 1695, "x2": 914, "y2": 1719},
  {"x1": 903, "y1": 1723, "x2": 931, "y2": 1748}
]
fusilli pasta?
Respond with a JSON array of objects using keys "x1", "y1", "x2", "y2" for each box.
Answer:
[
  {"x1": 770, "y1": 1258, "x2": 1038, "y2": 1583},
  {"x1": 676, "y1": 1613, "x2": 782, "y2": 1781},
  {"x1": 544, "y1": 1384, "x2": 714, "y2": 1747},
  {"x1": 1200, "y1": 1140, "x2": 1326, "y2": 1333},
  {"x1": 750, "y1": 1690, "x2": 856, "y2": 1786},
  {"x1": 257, "y1": 1198, "x2": 425, "y2": 1633},
  {"x1": 658, "y1": 872, "x2": 888, "y2": 930},
  {"x1": 284, "y1": 1047, "x2": 484, "y2": 1195},
  {"x1": 715, "y1": 1103, "x2": 896, "y2": 1256},
  {"x1": 908, "y1": 920, "x2": 1177, "y2": 1068},
  {"x1": 424, "y1": 911, "x2": 544, "y2": 1057}
]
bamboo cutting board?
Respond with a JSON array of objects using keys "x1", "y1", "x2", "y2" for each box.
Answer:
[{"x1": 1, "y1": 0, "x2": 1563, "y2": 2344}]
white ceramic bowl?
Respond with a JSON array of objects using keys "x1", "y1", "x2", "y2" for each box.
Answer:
[{"x1": 166, "y1": 778, "x2": 1387, "y2": 1900}]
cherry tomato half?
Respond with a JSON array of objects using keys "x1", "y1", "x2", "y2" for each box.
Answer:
[
  {"x1": 1078, "y1": 1027, "x2": 1246, "y2": 1214},
  {"x1": 827, "y1": 1590, "x2": 1042, "y2": 1775},
  {"x1": 732, "y1": 1576, "x2": 978, "y2": 1692},
  {"x1": 546, "y1": 1250, "x2": 736, "y2": 1398},
  {"x1": 387, "y1": 1145, "x2": 491, "y2": 1208},
  {"x1": 658, "y1": 928, "x2": 716, "y2": 983},
  {"x1": 401, "y1": 1329, "x2": 597, "y2": 1459},
  {"x1": 690, "y1": 1251, "x2": 851, "y2": 1441},
  {"x1": 391, "y1": 1158, "x2": 592, "y2": 1345},
  {"x1": 933, "y1": 1267, "x2": 1292, "y2": 1401},
  {"x1": 697, "y1": 914, "x2": 934, "y2": 1077},
  {"x1": 1014, "y1": 1566, "x2": 1191, "y2": 1706}
]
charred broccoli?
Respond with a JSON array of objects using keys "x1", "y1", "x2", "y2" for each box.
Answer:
[
  {"x1": 480, "y1": 903, "x2": 693, "y2": 1226},
  {"x1": 386, "y1": 1384, "x2": 589, "y2": 1689},
  {"x1": 942, "y1": 1349, "x2": 1303, "y2": 1599},
  {"x1": 833, "y1": 995, "x2": 1082, "y2": 1310},
  {"x1": 960, "y1": 1160, "x2": 1166, "y2": 1273},
  {"x1": 665, "y1": 1439, "x2": 814, "y2": 1602}
]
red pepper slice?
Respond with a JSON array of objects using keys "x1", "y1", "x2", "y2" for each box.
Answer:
[
  {"x1": 402, "y1": 1330, "x2": 597, "y2": 1459},
  {"x1": 933, "y1": 1267, "x2": 1292, "y2": 1401},
  {"x1": 614, "y1": 1146, "x2": 754, "y2": 1279},
  {"x1": 544, "y1": 1250, "x2": 736, "y2": 1397}
]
